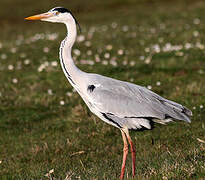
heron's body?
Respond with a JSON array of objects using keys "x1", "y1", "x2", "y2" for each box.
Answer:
[{"x1": 25, "y1": 8, "x2": 192, "y2": 179}]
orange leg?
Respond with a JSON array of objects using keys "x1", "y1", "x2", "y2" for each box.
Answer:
[
  {"x1": 120, "y1": 129, "x2": 129, "y2": 180},
  {"x1": 123, "y1": 127, "x2": 136, "y2": 178}
]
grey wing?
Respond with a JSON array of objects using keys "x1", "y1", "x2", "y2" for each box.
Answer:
[{"x1": 87, "y1": 75, "x2": 192, "y2": 129}]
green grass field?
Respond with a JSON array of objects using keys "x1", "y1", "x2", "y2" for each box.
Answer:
[{"x1": 0, "y1": 0, "x2": 205, "y2": 179}]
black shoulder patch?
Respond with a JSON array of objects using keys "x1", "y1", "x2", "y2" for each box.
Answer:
[
  {"x1": 53, "y1": 7, "x2": 70, "y2": 13},
  {"x1": 87, "y1": 85, "x2": 95, "y2": 92}
]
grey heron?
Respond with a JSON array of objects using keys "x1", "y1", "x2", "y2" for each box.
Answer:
[{"x1": 25, "y1": 7, "x2": 192, "y2": 179}]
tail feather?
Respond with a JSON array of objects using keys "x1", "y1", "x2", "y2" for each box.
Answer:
[
  {"x1": 163, "y1": 99, "x2": 192, "y2": 123},
  {"x1": 182, "y1": 106, "x2": 192, "y2": 117}
]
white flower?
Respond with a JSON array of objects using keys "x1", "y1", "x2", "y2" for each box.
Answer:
[
  {"x1": 1, "y1": 54, "x2": 7, "y2": 59},
  {"x1": 104, "y1": 53, "x2": 110, "y2": 59},
  {"x1": 111, "y1": 22, "x2": 117, "y2": 29},
  {"x1": 73, "y1": 49, "x2": 81, "y2": 56},
  {"x1": 200, "y1": 105, "x2": 203, "y2": 109},
  {"x1": 122, "y1": 60, "x2": 128, "y2": 65},
  {"x1": 144, "y1": 47, "x2": 150, "y2": 53},
  {"x1": 122, "y1": 25, "x2": 129, "y2": 32},
  {"x1": 77, "y1": 35, "x2": 85, "y2": 42},
  {"x1": 80, "y1": 59, "x2": 86, "y2": 64},
  {"x1": 145, "y1": 56, "x2": 151, "y2": 64},
  {"x1": 51, "y1": 61, "x2": 58, "y2": 67},
  {"x1": 8, "y1": 65, "x2": 14, "y2": 70},
  {"x1": 193, "y1": 31, "x2": 199, "y2": 37},
  {"x1": 87, "y1": 60, "x2": 94, "y2": 65},
  {"x1": 43, "y1": 47, "x2": 50, "y2": 53},
  {"x1": 117, "y1": 49, "x2": 124, "y2": 55},
  {"x1": 80, "y1": 59, "x2": 94, "y2": 65},
  {"x1": 193, "y1": 18, "x2": 200, "y2": 25},
  {"x1": 38, "y1": 63, "x2": 46, "y2": 72},
  {"x1": 10, "y1": 47, "x2": 17, "y2": 53},
  {"x1": 97, "y1": 48, "x2": 103, "y2": 53},
  {"x1": 24, "y1": 59, "x2": 30, "y2": 65},
  {"x1": 173, "y1": 45, "x2": 183, "y2": 51},
  {"x1": 31, "y1": 33, "x2": 45, "y2": 42},
  {"x1": 87, "y1": 50, "x2": 92, "y2": 56},
  {"x1": 156, "y1": 81, "x2": 161, "y2": 86},
  {"x1": 110, "y1": 60, "x2": 117, "y2": 66},
  {"x1": 60, "y1": 100, "x2": 65, "y2": 105},
  {"x1": 139, "y1": 56, "x2": 145, "y2": 61},
  {"x1": 47, "y1": 33, "x2": 58, "y2": 40},
  {"x1": 106, "y1": 45, "x2": 113, "y2": 51},
  {"x1": 185, "y1": 43, "x2": 192, "y2": 49},
  {"x1": 162, "y1": 43, "x2": 183, "y2": 52},
  {"x1": 12, "y1": 78, "x2": 18, "y2": 84},
  {"x1": 153, "y1": 44, "x2": 160, "y2": 53},
  {"x1": 130, "y1": 61, "x2": 135, "y2": 66},
  {"x1": 102, "y1": 60, "x2": 108, "y2": 65},
  {"x1": 196, "y1": 42, "x2": 204, "y2": 50},
  {"x1": 95, "y1": 54, "x2": 100, "y2": 62},
  {"x1": 193, "y1": 106, "x2": 196, "y2": 110},
  {"x1": 38, "y1": 67, "x2": 43, "y2": 72},
  {"x1": 147, "y1": 85, "x2": 152, "y2": 90},
  {"x1": 66, "y1": 92, "x2": 72, "y2": 97},
  {"x1": 48, "y1": 89, "x2": 53, "y2": 95},
  {"x1": 85, "y1": 41, "x2": 91, "y2": 47},
  {"x1": 162, "y1": 43, "x2": 171, "y2": 52}
]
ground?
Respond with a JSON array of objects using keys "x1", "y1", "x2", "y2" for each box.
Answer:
[{"x1": 0, "y1": 0, "x2": 204, "y2": 179}]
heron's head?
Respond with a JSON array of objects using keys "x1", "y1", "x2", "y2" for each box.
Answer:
[{"x1": 25, "y1": 7, "x2": 80, "y2": 28}]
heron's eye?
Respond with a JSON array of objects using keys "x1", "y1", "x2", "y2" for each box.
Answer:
[{"x1": 55, "y1": 11, "x2": 60, "y2": 15}]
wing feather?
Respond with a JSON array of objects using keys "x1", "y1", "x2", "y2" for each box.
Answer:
[{"x1": 87, "y1": 74, "x2": 191, "y2": 123}]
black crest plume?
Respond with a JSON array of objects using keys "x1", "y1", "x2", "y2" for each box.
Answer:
[{"x1": 52, "y1": 7, "x2": 81, "y2": 32}]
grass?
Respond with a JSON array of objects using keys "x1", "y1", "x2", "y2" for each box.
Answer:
[{"x1": 0, "y1": 0, "x2": 205, "y2": 179}]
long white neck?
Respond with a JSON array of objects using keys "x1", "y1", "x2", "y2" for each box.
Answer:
[{"x1": 59, "y1": 18, "x2": 84, "y2": 87}]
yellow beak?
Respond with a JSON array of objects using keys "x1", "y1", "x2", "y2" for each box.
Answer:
[{"x1": 25, "y1": 12, "x2": 54, "y2": 20}]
